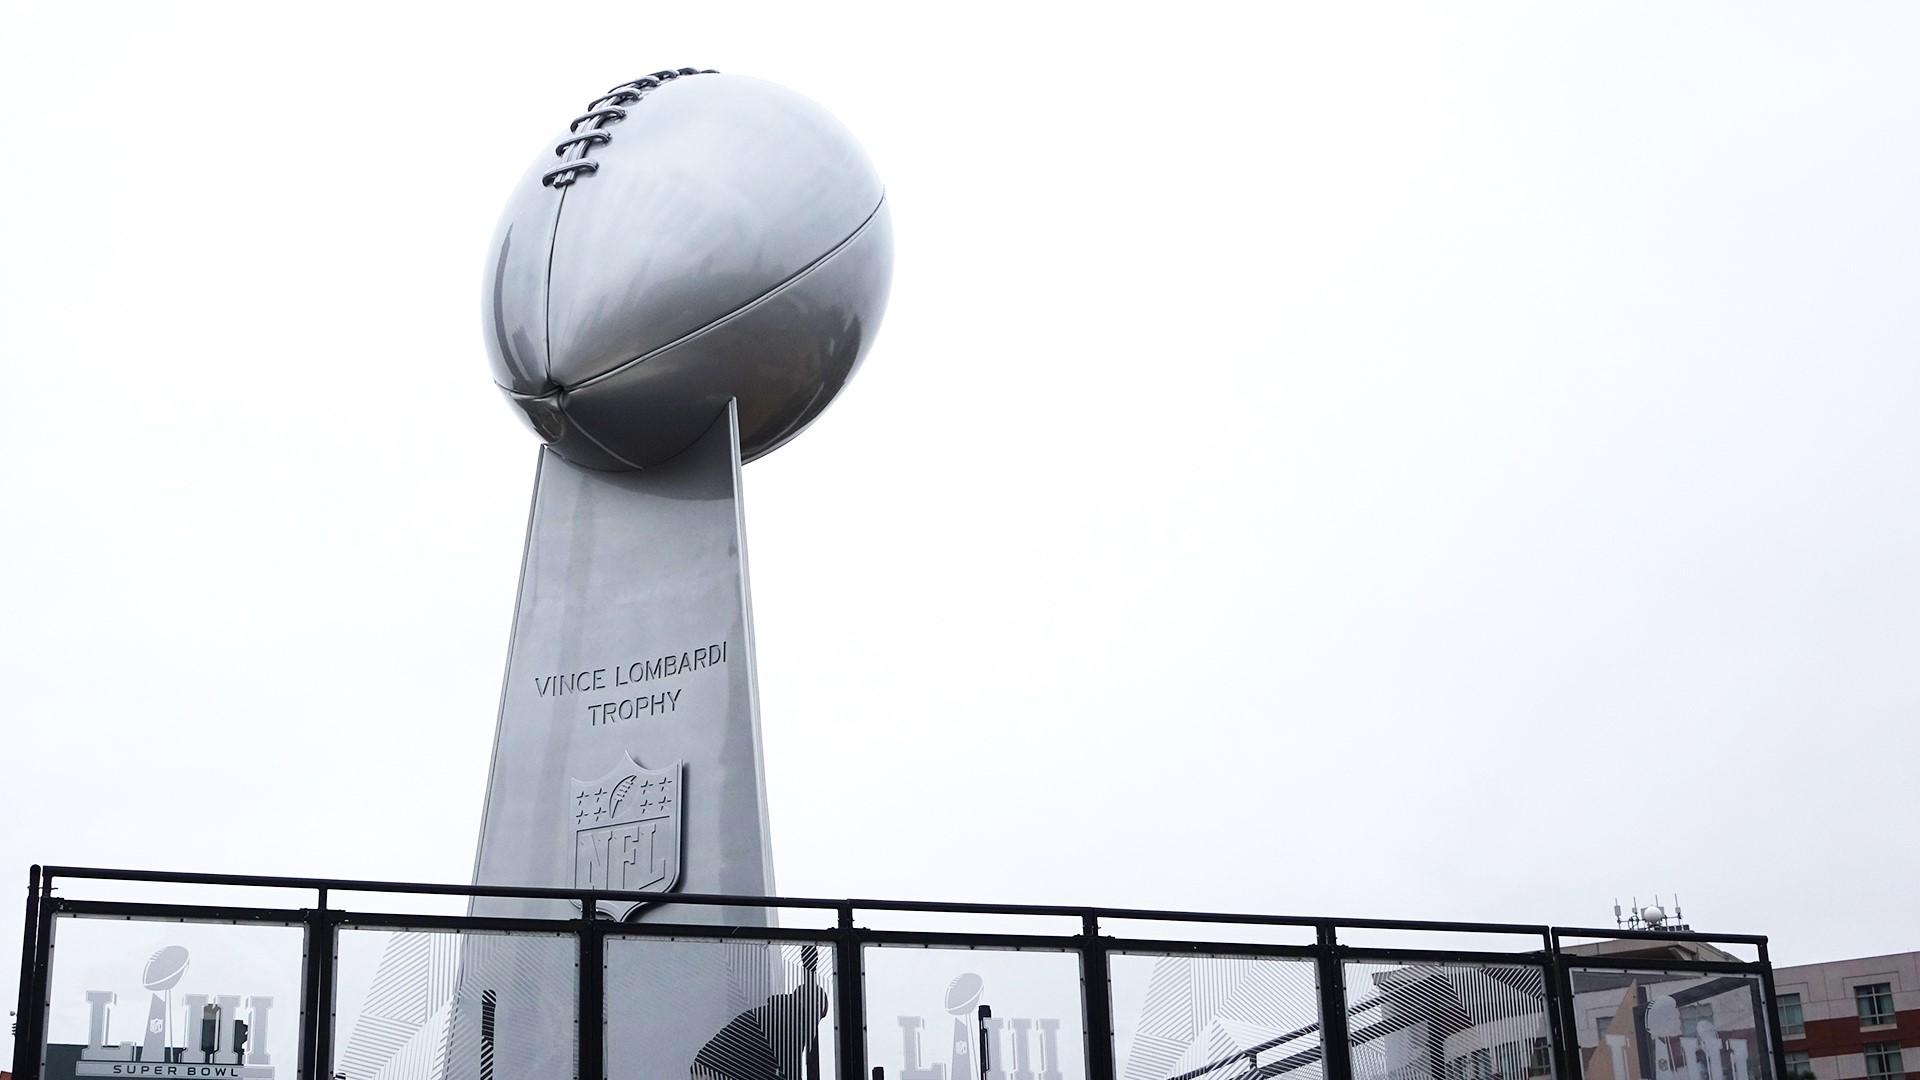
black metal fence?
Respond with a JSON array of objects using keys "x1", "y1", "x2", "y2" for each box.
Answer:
[{"x1": 12, "y1": 866, "x2": 1788, "y2": 1080}]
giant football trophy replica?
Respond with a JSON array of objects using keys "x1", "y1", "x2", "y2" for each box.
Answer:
[
  {"x1": 373, "y1": 68, "x2": 891, "y2": 1080},
  {"x1": 476, "y1": 67, "x2": 890, "y2": 920}
]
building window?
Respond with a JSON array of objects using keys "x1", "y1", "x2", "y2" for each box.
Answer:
[
  {"x1": 1856, "y1": 983, "x2": 1896, "y2": 1027},
  {"x1": 1864, "y1": 1042, "x2": 1903, "y2": 1080},
  {"x1": 1783, "y1": 1051, "x2": 1813, "y2": 1080},
  {"x1": 1777, "y1": 993, "x2": 1806, "y2": 1038},
  {"x1": 1496, "y1": 1038, "x2": 1527, "y2": 1080},
  {"x1": 1528, "y1": 1037, "x2": 1552, "y2": 1077}
]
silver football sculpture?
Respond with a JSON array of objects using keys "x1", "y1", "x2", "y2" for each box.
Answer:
[{"x1": 482, "y1": 69, "x2": 893, "y2": 470}]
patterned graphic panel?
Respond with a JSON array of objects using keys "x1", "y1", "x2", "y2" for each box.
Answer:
[
  {"x1": 863, "y1": 946, "x2": 1088, "y2": 1080},
  {"x1": 1565, "y1": 970, "x2": 1774, "y2": 1080},
  {"x1": 1110, "y1": 952, "x2": 1323, "y2": 1080},
  {"x1": 1345, "y1": 962, "x2": 1554, "y2": 1080},
  {"x1": 603, "y1": 936, "x2": 837, "y2": 1080},
  {"x1": 333, "y1": 928, "x2": 578, "y2": 1080},
  {"x1": 39, "y1": 914, "x2": 304, "y2": 1080}
]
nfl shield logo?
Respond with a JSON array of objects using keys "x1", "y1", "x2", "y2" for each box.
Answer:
[{"x1": 571, "y1": 752, "x2": 683, "y2": 917}]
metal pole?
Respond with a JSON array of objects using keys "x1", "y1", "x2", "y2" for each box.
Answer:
[
  {"x1": 1538, "y1": 933, "x2": 1572, "y2": 1080},
  {"x1": 579, "y1": 901, "x2": 604, "y2": 1080},
  {"x1": 1757, "y1": 940, "x2": 1787, "y2": 1080},
  {"x1": 1314, "y1": 925, "x2": 1354, "y2": 1080},
  {"x1": 298, "y1": 913, "x2": 322, "y2": 1079},
  {"x1": 1081, "y1": 913, "x2": 1117, "y2": 1080},
  {"x1": 836, "y1": 905, "x2": 866, "y2": 1080},
  {"x1": 22, "y1": 872, "x2": 56, "y2": 1080},
  {"x1": 302, "y1": 901, "x2": 340, "y2": 1080},
  {"x1": 1546, "y1": 933, "x2": 1581, "y2": 1080},
  {"x1": 12, "y1": 866, "x2": 42, "y2": 1080}
]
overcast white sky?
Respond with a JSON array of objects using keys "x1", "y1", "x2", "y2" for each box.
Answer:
[{"x1": 4, "y1": 3, "x2": 1918, "y2": 1051}]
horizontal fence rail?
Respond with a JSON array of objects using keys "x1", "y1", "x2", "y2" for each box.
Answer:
[{"x1": 12, "y1": 866, "x2": 1785, "y2": 1080}]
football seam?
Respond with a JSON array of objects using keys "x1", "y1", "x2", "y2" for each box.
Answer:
[
  {"x1": 492, "y1": 191, "x2": 887, "y2": 405},
  {"x1": 541, "y1": 177, "x2": 569, "y2": 394},
  {"x1": 567, "y1": 193, "x2": 888, "y2": 395},
  {"x1": 539, "y1": 69, "x2": 718, "y2": 393},
  {"x1": 552, "y1": 195, "x2": 887, "y2": 471}
]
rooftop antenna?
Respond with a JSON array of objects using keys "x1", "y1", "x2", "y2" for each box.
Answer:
[{"x1": 1615, "y1": 893, "x2": 1692, "y2": 933}]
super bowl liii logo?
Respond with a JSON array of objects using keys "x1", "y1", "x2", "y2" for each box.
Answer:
[
  {"x1": 895, "y1": 974, "x2": 1065, "y2": 1080},
  {"x1": 71, "y1": 945, "x2": 276, "y2": 1079}
]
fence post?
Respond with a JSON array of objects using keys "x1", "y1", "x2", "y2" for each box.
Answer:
[
  {"x1": 1315, "y1": 924, "x2": 1353, "y2": 1080},
  {"x1": 12, "y1": 866, "x2": 44, "y2": 1080},
  {"x1": 1545, "y1": 932, "x2": 1582, "y2": 1080},
  {"x1": 299, "y1": 890, "x2": 340, "y2": 1080},
  {"x1": 579, "y1": 900, "x2": 604, "y2": 1080},
  {"x1": 1081, "y1": 913, "x2": 1116, "y2": 1080},
  {"x1": 836, "y1": 905, "x2": 866, "y2": 1080},
  {"x1": 24, "y1": 872, "x2": 55, "y2": 1080},
  {"x1": 1757, "y1": 940, "x2": 1787, "y2": 1080},
  {"x1": 1528, "y1": 926, "x2": 1559, "y2": 1076}
]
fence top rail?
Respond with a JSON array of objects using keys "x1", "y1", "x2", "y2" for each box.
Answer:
[
  {"x1": 1552, "y1": 925, "x2": 1771, "y2": 947},
  {"x1": 32, "y1": 864, "x2": 1768, "y2": 949}
]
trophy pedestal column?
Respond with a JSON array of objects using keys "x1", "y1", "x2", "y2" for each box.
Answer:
[{"x1": 471, "y1": 399, "x2": 775, "y2": 924}]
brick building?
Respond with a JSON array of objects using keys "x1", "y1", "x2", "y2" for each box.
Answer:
[{"x1": 1772, "y1": 952, "x2": 1918, "y2": 1080}]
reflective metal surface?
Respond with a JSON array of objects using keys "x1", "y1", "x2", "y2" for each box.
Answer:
[
  {"x1": 482, "y1": 73, "x2": 893, "y2": 470},
  {"x1": 482, "y1": 148, "x2": 564, "y2": 397},
  {"x1": 470, "y1": 403, "x2": 773, "y2": 925}
]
